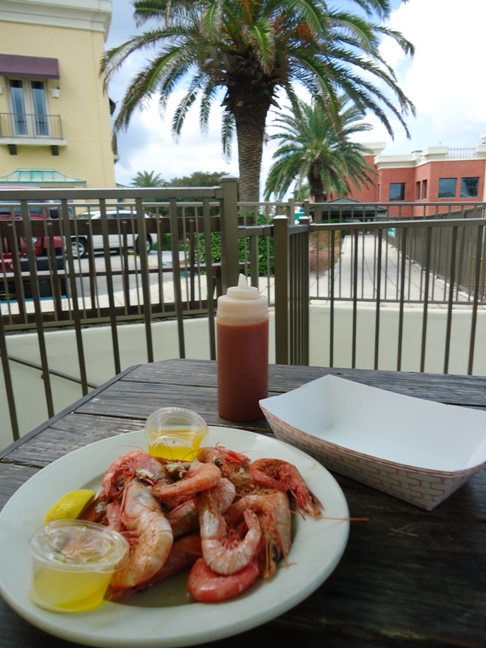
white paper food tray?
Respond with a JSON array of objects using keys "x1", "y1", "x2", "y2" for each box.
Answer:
[{"x1": 260, "y1": 375, "x2": 486, "y2": 510}]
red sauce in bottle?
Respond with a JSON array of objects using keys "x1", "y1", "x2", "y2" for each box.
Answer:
[
  {"x1": 217, "y1": 319, "x2": 269, "y2": 421},
  {"x1": 216, "y1": 275, "x2": 269, "y2": 422}
]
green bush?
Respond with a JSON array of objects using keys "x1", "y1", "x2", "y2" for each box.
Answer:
[
  {"x1": 159, "y1": 233, "x2": 172, "y2": 251},
  {"x1": 197, "y1": 213, "x2": 274, "y2": 276}
]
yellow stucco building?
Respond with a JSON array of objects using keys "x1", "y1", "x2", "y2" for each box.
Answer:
[{"x1": 0, "y1": 0, "x2": 116, "y2": 188}]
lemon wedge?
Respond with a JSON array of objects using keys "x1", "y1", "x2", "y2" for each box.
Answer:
[{"x1": 43, "y1": 489, "x2": 96, "y2": 524}]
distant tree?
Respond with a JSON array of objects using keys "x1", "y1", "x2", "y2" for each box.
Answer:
[
  {"x1": 168, "y1": 171, "x2": 226, "y2": 187},
  {"x1": 264, "y1": 96, "x2": 376, "y2": 202},
  {"x1": 131, "y1": 170, "x2": 167, "y2": 187}
]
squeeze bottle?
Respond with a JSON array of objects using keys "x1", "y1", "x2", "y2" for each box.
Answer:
[{"x1": 217, "y1": 274, "x2": 269, "y2": 421}]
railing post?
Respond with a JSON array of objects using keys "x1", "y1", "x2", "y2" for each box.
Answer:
[
  {"x1": 20, "y1": 201, "x2": 55, "y2": 418},
  {"x1": 219, "y1": 176, "x2": 240, "y2": 293},
  {"x1": 292, "y1": 216, "x2": 310, "y2": 365},
  {"x1": 288, "y1": 198, "x2": 295, "y2": 221},
  {"x1": 0, "y1": 308, "x2": 19, "y2": 441},
  {"x1": 274, "y1": 215, "x2": 290, "y2": 364},
  {"x1": 303, "y1": 199, "x2": 311, "y2": 219}
]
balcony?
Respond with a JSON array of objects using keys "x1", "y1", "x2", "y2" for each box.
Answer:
[
  {"x1": 1, "y1": 182, "x2": 485, "y2": 448},
  {"x1": 0, "y1": 112, "x2": 66, "y2": 154}
]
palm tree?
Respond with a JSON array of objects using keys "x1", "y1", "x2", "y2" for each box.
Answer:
[
  {"x1": 103, "y1": 0, "x2": 415, "y2": 202},
  {"x1": 131, "y1": 170, "x2": 167, "y2": 187},
  {"x1": 264, "y1": 96, "x2": 376, "y2": 202}
]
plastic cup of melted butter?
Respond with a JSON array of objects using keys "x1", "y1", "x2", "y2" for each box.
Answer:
[
  {"x1": 29, "y1": 520, "x2": 129, "y2": 613},
  {"x1": 145, "y1": 407, "x2": 208, "y2": 461}
]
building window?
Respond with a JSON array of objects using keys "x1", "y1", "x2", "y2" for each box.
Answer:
[
  {"x1": 438, "y1": 178, "x2": 457, "y2": 198},
  {"x1": 422, "y1": 179, "x2": 427, "y2": 199},
  {"x1": 389, "y1": 183, "x2": 405, "y2": 201},
  {"x1": 415, "y1": 181, "x2": 420, "y2": 200},
  {"x1": 9, "y1": 79, "x2": 49, "y2": 137},
  {"x1": 461, "y1": 177, "x2": 479, "y2": 198}
]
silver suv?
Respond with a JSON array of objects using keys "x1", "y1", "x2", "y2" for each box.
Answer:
[{"x1": 71, "y1": 209, "x2": 156, "y2": 259}]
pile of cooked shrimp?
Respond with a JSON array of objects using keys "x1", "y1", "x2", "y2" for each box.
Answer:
[{"x1": 80, "y1": 444, "x2": 323, "y2": 603}]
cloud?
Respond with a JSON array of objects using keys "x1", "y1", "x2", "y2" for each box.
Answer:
[
  {"x1": 375, "y1": 0, "x2": 486, "y2": 151},
  {"x1": 114, "y1": 92, "x2": 239, "y2": 185}
]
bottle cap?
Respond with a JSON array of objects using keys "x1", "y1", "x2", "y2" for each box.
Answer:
[{"x1": 217, "y1": 274, "x2": 268, "y2": 319}]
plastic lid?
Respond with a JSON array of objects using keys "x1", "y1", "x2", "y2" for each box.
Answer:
[
  {"x1": 217, "y1": 274, "x2": 268, "y2": 318},
  {"x1": 29, "y1": 520, "x2": 129, "y2": 573}
]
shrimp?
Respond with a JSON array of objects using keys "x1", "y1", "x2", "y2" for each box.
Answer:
[
  {"x1": 79, "y1": 492, "x2": 110, "y2": 524},
  {"x1": 167, "y1": 477, "x2": 236, "y2": 538},
  {"x1": 211, "y1": 476, "x2": 237, "y2": 511},
  {"x1": 108, "y1": 533, "x2": 202, "y2": 601},
  {"x1": 166, "y1": 499, "x2": 199, "y2": 538},
  {"x1": 102, "y1": 450, "x2": 170, "y2": 500},
  {"x1": 152, "y1": 462, "x2": 221, "y2": 502},
  {"x1": 105, "y1": 501, "x2": 122, "y2": 532},
  {"x1": 187, "y1": 557, "x2": 259, "y2": 603},
  {"x1": 197, "y1": 445, "x2": 251, "y2": 476},
  {"x1": 226, "y1": 491, "x2": 292, "y2": 580},
  {"x1": 249, "y1": 458, "x2": 322, "y2": 517},
  {"x1": 108, "y1": 480, "x2": 173, "y2": 596},
  {"x1": 196, "y1": 488, "x2": 262, "y2": 575},
  {"x1": 198, "y1": 445, "x2": 260, "y2": 495}
]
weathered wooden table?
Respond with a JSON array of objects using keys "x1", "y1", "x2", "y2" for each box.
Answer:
[{"x1": 1, "y1": 359, "x2": 485, "y2": 647}]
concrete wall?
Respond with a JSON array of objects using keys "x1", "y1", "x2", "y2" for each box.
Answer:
[
  {"x1": 1, "y1": 306, "x2": 485, "y2": 449},
  {"x1": 309, "y1": 304, "x2": 486, "y2": 375}
]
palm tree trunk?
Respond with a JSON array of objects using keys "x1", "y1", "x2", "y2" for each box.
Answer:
[
  {"x1": 308, "y1": 169, "x2": 327, "y2": 204},
  {"x1": 234, "y1": 107, "x2": 267, "y2": 203}
]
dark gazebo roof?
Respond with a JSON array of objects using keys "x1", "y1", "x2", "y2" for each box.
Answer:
[{"x1": 317, "y1": 198, "x2": 387, "y2": 221}]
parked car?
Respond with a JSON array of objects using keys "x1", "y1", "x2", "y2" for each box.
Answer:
[
  {"x1": 71, "y1": 209, "x2": 156, "y2": 259},
  {"x1": 0, "y1": 200, "x2": 65, "y2": 299}
]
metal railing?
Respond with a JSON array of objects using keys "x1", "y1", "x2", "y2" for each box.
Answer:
[
  {"x1": 1, "y1": 186, "x2": 486, "y2": 445},
  {"x1": 0, "y1": 112, "x2": 63, "y2": 140},
  {"x1": 279, "y1": 217, "x2": 485, "y2": 371},
  {"x1": 0, "y1": 181, "x2": 241, "y2": 443},
  {"x1": 307, "y1": 218, "x2": 486, "y2": 305}
]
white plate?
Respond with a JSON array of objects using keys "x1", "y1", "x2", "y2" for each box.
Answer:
[{"x1": 0, "y1": 426, "x2": 349, "y2": 648}]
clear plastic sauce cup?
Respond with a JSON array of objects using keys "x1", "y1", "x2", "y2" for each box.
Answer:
[
  {"x1": 29, "y1": 520, "x2": 129, "y2": 613},
  {"x1": 144, "y1": 407, "x2": 208, "y2": 461}
]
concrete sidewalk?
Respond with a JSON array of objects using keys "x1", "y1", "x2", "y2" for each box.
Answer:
[{"x1": 318, "y1": 232, "x2": 473, "y2": 308}]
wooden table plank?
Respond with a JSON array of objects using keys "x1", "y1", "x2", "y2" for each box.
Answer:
[
  {"x1": 0, "y1": 463, "x2": 39, "y2": 510},
  {"x1": 1, "y1": 415, "x2": 146, "y2": 468},
  {"x1": 126, "y1": 359, "x2": 486, "y2": 408}
]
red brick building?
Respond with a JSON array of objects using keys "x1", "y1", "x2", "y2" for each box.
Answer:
[{"x1": 345, "y1": 132, "x2": 486, "y2": 208}]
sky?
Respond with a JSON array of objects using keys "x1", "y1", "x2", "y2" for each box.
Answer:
[{"x1": 106, "y1": 0, "x2": 486, "y2": 189}]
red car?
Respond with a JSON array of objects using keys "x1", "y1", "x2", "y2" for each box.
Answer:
[{"x1": 0, "y1": 198, "x2": 65, "y2": 299}]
